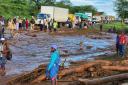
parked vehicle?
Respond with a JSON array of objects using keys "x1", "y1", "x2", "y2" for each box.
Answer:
[
  {"x1": 75, "y1": 13, "x2": 88, "y2": 20},
  {"x1": 36, "y1": 13, "x2": 50, "y2": 24},
  {"x1": 124, "y1": 19, "x2": 128, "y2": 24},
  {"x1": 37, "y1": 6, "x2": 69, "y2": 23}
]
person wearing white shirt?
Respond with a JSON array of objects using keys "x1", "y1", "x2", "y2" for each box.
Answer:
[
  {"x1": 0, "y1": 38, "x2": 7, "y2": 76},
  {"x1": 0, "y1": 19, "x2": 5, "y2": 38}
]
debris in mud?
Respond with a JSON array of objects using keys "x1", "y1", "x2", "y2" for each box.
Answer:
[
  {"x1": 7, "y1": 64, "x2": 47, "y2": 85},
  {"x1": 86, "y1": 45, "x2": 93, "y2": 49},
  {"x1": 89, "y1": 35, "x2": 112, "y2": 40},
  {"x1": 25, "y1": 32, "x2": 37, "y2": 37},
  {"x1": 7, "y1": 59, "x2": 128, "y2": 85},
  {"x1": 31, "y1": 34, "x2": 37, "y2": 37},
  {"x1": 86, "y1": 32, "x2": 113, "y2": 40},
  {"x1": 69, "y1": 73, "x2": 128, "y2": 85}
]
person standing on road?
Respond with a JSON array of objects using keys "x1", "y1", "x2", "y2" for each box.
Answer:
[
  {"x1": 46, "y1": 45, "x2": 61, "y2": 85},
  {"x1": 100, "y1": 24, "x2": 103, "y2": 32},
  {"x1": 22, "y1": 18, "x2": 26, "y2": 31},
  {"x1": 53, "y1": 21, "x2": 58, "y2": 32},
  {"x1": 44, "y1": 20, "x2": 48, "y2": 32},
  {"x1": 116, "y1": 34, "x2": 120, "y2": 55},
  {"x1": 0, "y1": 17, "x2": 5, "y2": 38},
  {"x1": 0, "y1": 38, "x2": 7, "y2": 76},
  {"x1": 119, "y1": 32, "x2": 127, "y2": 57},
  {"x1": 8, "y1": 19, "x2": 15, "y2": 38},
  {"x1": 19, "y1": 17, "x2": 22, "y2": 31},
  {"x1": 25, "y1": 18, "x2": 29, "y2": 31},
  {"x1": 16, "y1": 19, "x2": 19, "y2": 31},
  {"x1": 48, "y1": 19, "x2": 53, "y2": 32},
  {"x1": 0, "y1": 24, "x2": 3, "y2": 39},
  {"x1": 30, "y1": 16, "x2": 35, "y2": 30},
  {"x1": 39, "y1": 19, "x2": 43, "y2": 31}
]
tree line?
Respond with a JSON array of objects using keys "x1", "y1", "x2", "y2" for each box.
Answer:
[
  {"x1": 0, "y1": 0, "x2": 127, "y2": 21},
  {"x1": 115, "y1": 0, "x2": 128, "y2": 22},
  {"x1": 0, "y1": 0, "x2": 98, "y2": 18}
]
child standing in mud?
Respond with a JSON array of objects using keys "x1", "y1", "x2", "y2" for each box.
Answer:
[{"x1": 46, "y1": 45, "x2": 61, "y2": 85}]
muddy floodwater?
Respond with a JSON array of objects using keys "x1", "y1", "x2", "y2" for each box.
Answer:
[{"x1": 5, "y1": 32, "x2": 116, "y2": 76}]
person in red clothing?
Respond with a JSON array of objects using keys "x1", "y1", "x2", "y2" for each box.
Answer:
[
  {"x1": 126, "y1": 35, "x2": 128, "y2": 45},
  {"x1": 119, "y1": 32, "x2": 127, "y2": 57},
  {"x1": 25, "y1": 18, "x2": 29, "y2": 31}
]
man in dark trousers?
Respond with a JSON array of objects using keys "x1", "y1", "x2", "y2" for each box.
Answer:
[
  {"x1": 119, "y1": 32, "x2": 127, "y2": 57},
  {"x1": 116, "y1": 34, "x2": 120, "y2": 55},
  {"x1": 100, "y1": 24, "x2": 103, "y2": 32},
  {"x1": 0, "y1": 38, "x2": 7, "y2": 76}
]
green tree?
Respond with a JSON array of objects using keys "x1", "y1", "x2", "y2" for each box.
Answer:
[
  {"x1": 55, "y1": 2, "x2": 67, "y2": 8},
  {"x1": 28, "y1": 0, "x2": 57, "y2": 16},
  {"x1": 69, "y1": 5, "x2": 97, "y2": 14},
  {"x1": 60, "y1": 0, "x2": 72, "y2": 5},
  {"x1": 115, "y1": 0, "x2": 128, "y2": 22},
  {"x1": 29, "y1": 0, "x2": 37, "y2": 16},
  {"x1": 41, "y1": 0, "x2": 56, "y2": 6}
]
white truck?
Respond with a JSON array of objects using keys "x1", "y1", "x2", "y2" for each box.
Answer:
[{"x1": 36, "y1": 6, "x2": 69, "y2": 24}]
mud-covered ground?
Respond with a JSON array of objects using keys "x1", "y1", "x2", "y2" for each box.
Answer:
[{"x1": 0, "y1": 29, "x2": 117, "y2": 85}]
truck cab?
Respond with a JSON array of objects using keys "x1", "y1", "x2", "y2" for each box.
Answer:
[{"x1": 36, "y1": 13, "x2": 50, "y2": 24}]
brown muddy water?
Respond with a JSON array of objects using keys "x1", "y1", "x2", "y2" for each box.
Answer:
[{"x1": 4, "y1": 32, "x2": 116, "y2": 76}]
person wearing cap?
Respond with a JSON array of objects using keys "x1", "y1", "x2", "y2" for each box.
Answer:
[
  {"x1": 0, "y1": 38, "x2": 7, "y2": 75},
  {"x1": 46, "y1": 45, "x2": 61, "y2": 85}
]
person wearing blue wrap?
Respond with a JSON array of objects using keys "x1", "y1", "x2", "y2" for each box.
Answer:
[{"x1": 46, "y1": 45, "x2": 60, "y2": 85}]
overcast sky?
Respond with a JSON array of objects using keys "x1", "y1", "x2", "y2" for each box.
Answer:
[{"x1": 58, "y1": 0, "x2": 117, "y2": 16}]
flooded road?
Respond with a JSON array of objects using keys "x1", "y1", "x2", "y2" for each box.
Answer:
[{"x1": 5, "y1": 32, "x2": 116, "y2": 76}]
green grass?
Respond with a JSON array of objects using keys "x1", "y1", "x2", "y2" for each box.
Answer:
[{"x1": 103, "y1": 22, "x2": 128, "y2": 30}]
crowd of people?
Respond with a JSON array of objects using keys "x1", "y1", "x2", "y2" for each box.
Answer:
[
  {"x1": 7, "y1": 16, "x2": 35, "y2": 36},
  {"x1": 6, "y1": 16, "x2": 61, "y2": 35},
  {"x1": 38, "y1": 17, "x2": 92, "y2": 32},
  {"x1": 0, "y1": 15, "x2": 94, "y2": 38},
  {"x1": 66, "y1": 18, "x2": 93, "y2": 29}
]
